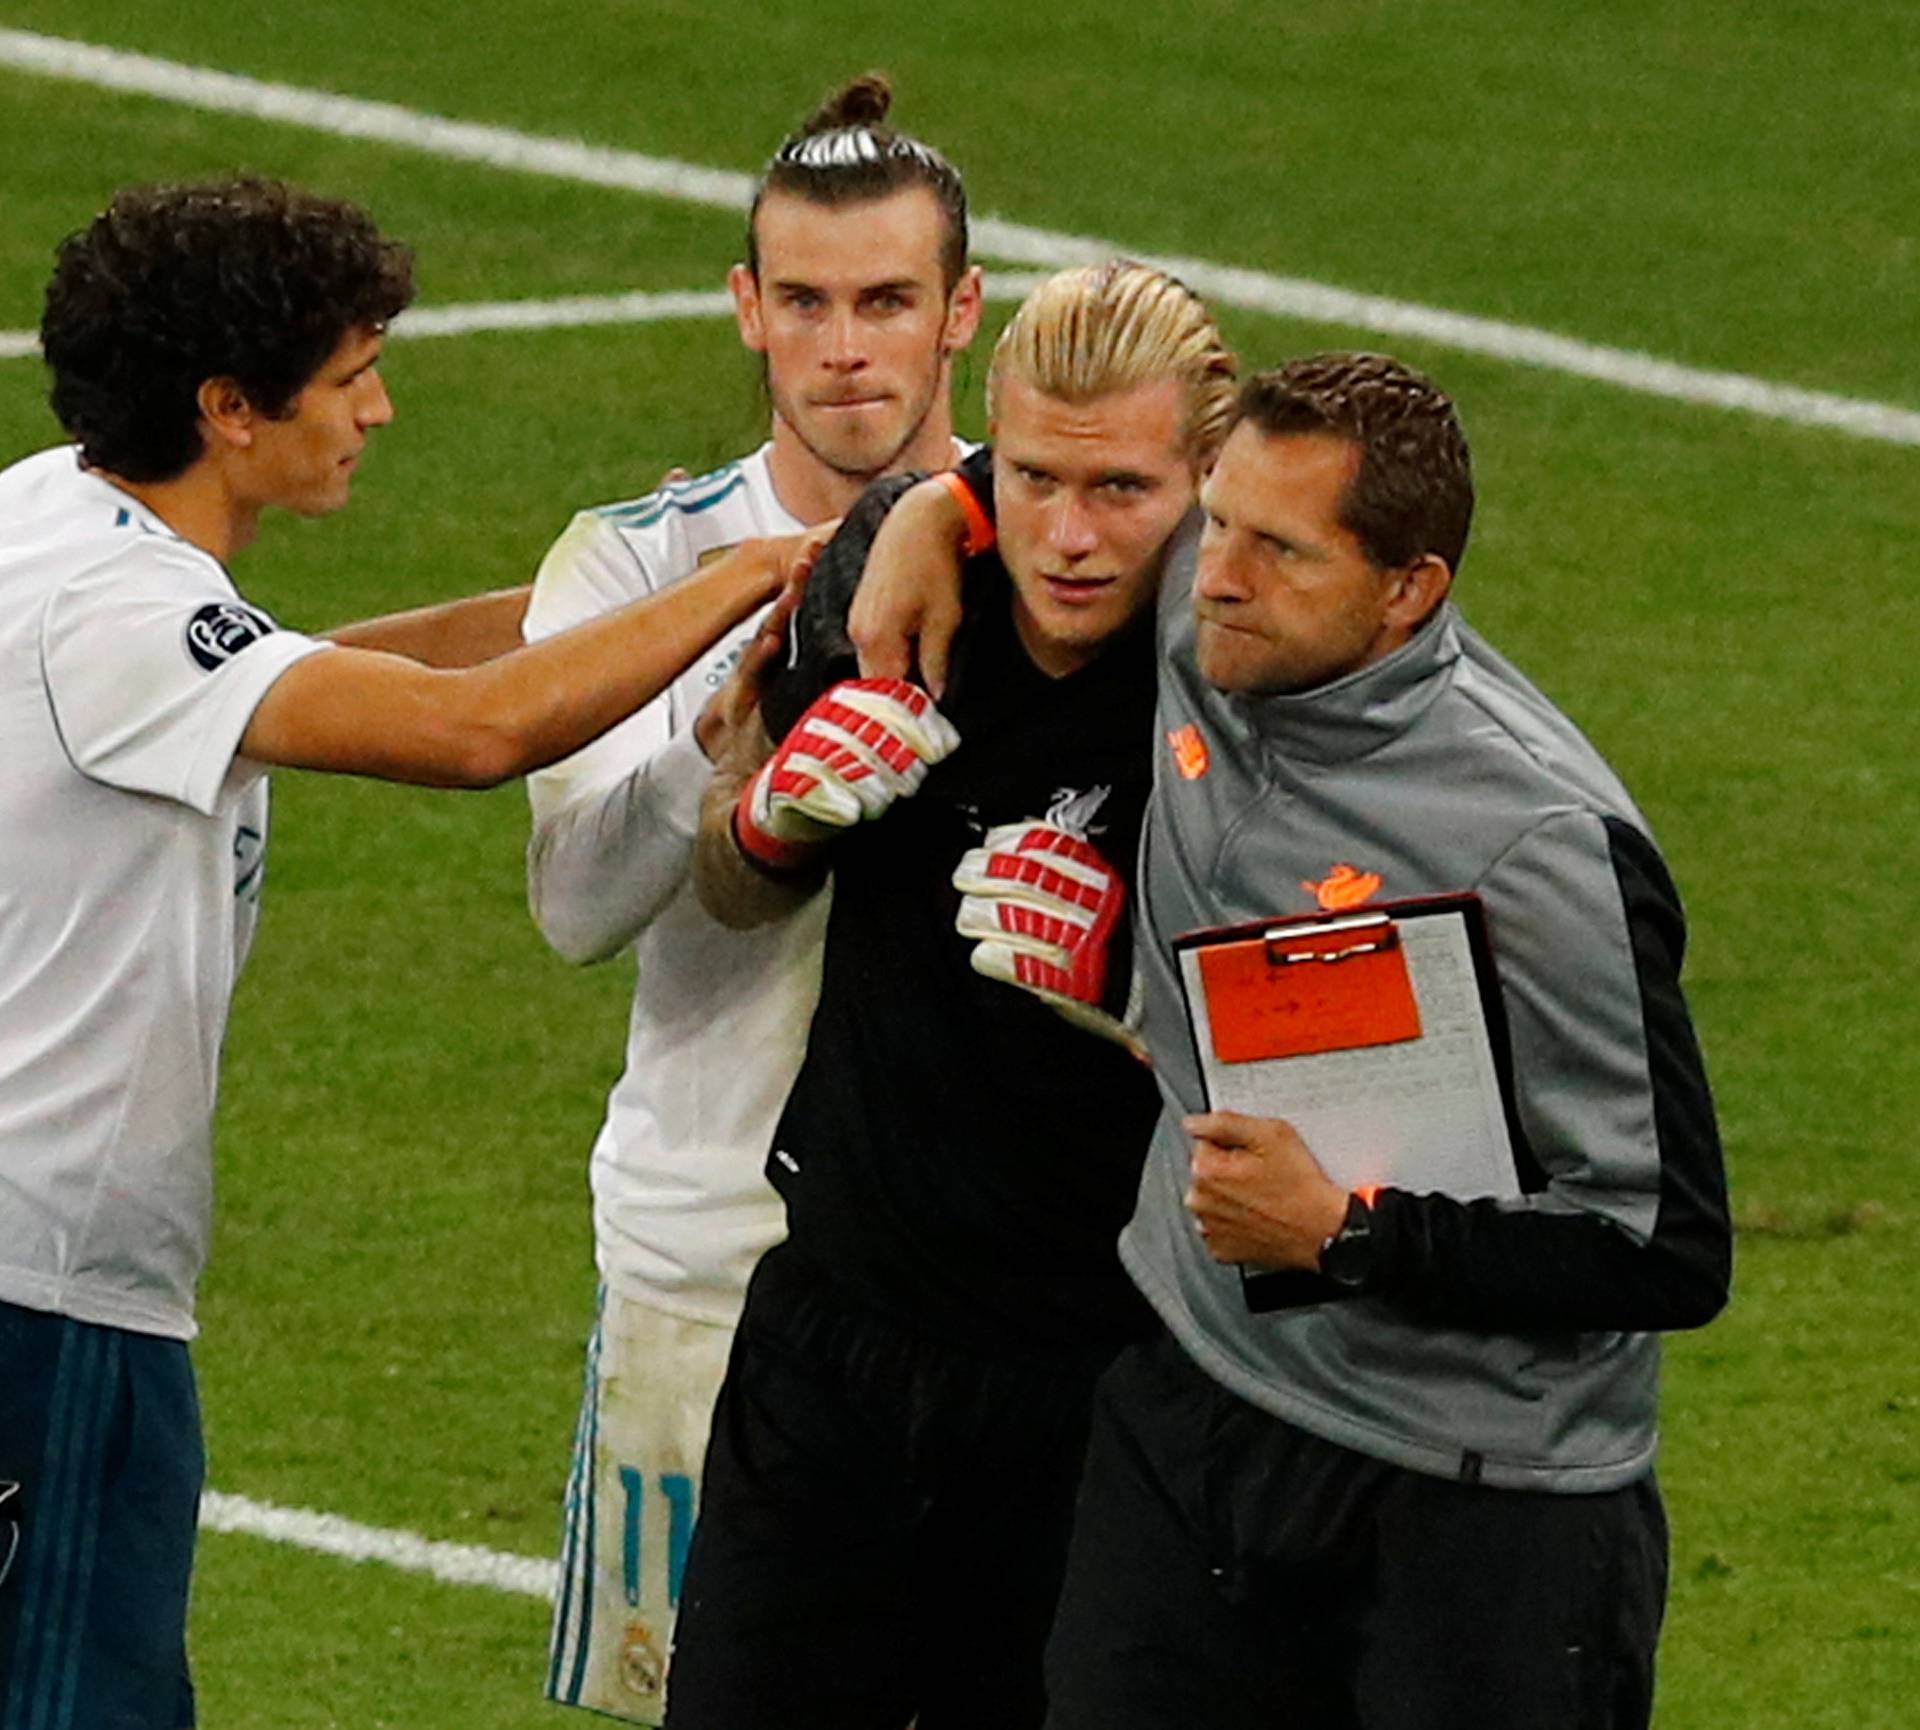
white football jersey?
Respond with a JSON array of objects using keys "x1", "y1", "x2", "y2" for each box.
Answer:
[
  {"x1": 0, "y1": 447, "x2": 327, "y2": 1339},
  {"x1": 525, "y1": 447, "x2": 821, "y2": 1324}
]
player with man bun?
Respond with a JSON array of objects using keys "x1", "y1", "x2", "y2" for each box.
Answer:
[{"x1": 524, "y1": 76, "x2": 981, "y2": 1721}]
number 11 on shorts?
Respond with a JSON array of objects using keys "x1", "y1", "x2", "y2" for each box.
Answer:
[{"x1": 619, "y1": 1467, "x2": 696, "y2": 1609}]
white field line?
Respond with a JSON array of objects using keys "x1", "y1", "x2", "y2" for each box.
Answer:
[
  {"x1": 0, "y1": 273, "x2": 1058, "y2": 359},
  {"x1": 389, "y1": 272, "x2": 1053, "y2": 341},
  {"x1": 2, "y1": 26, "x2": 1917, "y2": 448},
  {"x1": 399, "y1": 288, "x2": 730, "y2": 338},
  {"x1": 0, "y1": 26, "x2": 754, "y2": 208},
  {"x1": 201, "y1": 1490, "x2": 557, "y2": 1601},
  {"x1": 0, "y1": 18, "x2": 1899, "y2": 1611}
]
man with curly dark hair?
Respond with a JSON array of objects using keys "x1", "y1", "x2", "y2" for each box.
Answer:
[
  {"x1": 42, "y1": 177, "x2": 417, "y2": 486},
  {"x1": 0, "y1": 176, "x2": 819, "y2": 1730}
]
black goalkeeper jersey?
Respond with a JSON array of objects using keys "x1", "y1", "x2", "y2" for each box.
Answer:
[{"x1": 760, "y1": 483, "x2": 1162, "y2": 1359}]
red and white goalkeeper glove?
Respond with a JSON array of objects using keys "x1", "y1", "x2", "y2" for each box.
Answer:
[
  {"x1": 735, "y1": 677, "x2": 960, "y2": 871},
  {"x1": 952, "y1": 819, "x2": 1147, "y2": 1060}
]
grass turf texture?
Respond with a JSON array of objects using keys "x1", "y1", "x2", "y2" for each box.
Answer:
[
  {"x1": 193, "y1": 1531, "x2": 557, "y2": 1729},
  {"x1": 1, "y1": 6, "x2": 1915, "y2": 1725},
  {"x1": 2, "y1": 1, "x2": 1916, "y2": 403}
]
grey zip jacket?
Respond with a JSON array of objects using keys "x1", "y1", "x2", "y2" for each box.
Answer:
[{"x1": 1123, "y1": 529, "x2": 1730, "y2": 1492}]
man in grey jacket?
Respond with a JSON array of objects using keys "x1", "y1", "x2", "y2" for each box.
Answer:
[{"x1": 860, "y1": 352, "x2": 1730, "y2": 1730}]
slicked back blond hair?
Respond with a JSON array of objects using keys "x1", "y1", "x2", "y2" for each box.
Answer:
[{"x1": 986, "y1": 261, "x2": 1237, "y2": 465}]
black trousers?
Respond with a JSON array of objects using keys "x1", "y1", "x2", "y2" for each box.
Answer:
[
  {"x1": 1045, "y1": 1325, "x2": 1669, "y2": 1730},
  {"x1": 664, "y1": 1243, "x2": 1114, "y2": 1730}
]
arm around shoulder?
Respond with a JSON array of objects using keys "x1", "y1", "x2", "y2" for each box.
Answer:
[{"x1": 846, "y1": 472, "x2": 977, "y2": 695}]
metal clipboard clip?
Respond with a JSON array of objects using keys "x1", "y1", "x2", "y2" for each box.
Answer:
[{"x1": 1264, "y1": 914, "x2": 1399, "y2": 966}]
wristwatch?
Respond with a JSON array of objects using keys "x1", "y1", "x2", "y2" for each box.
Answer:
[{"x1": 1317, "y1": 1191, "x2": 1377, "y2": 1291}]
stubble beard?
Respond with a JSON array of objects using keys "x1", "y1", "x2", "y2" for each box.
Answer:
[
  {"x1": 1194, "y1": 617, "x2": 1286, "y2": 696},
  {"x1": 766, "y1": 360, "x2": 945, "y2": 488}
]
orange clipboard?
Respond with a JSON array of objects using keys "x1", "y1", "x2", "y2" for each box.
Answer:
[{"x1": 1193, "y1": 912, "x2": 1422, "y2": 1063}]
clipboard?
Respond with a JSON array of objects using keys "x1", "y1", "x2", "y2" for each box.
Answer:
[{"x1": 1174, "y1": 894, "x2": 1535, "y2": 1312}]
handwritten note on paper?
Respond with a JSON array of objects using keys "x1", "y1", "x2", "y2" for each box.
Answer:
[{"x1": 1179, "y1": 910, "x2": 1520, "y2": 1202}]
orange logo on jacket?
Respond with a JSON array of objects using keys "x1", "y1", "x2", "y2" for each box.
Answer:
[
  {"x1": 1167, "y1": 724, "x2": 1210, "y2": 780},
  {"x1": 1303, "y1": 863, "x2": 1383, "y2": 911}
]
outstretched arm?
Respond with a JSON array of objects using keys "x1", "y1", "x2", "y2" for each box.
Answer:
[
  {"x1": 324, "y1": 586, "x2": 532, "y2": 666},
  {"x1": 240, "y1": 535, "x2": 812, "y2": 788}
]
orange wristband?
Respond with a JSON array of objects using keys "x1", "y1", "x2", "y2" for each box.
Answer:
[
  {"x1": 733, "y1": 780, "x2": 819, "y2": 875},
  {"x1": 934, "y1": 469, "x2": 996, "y2": 558}
]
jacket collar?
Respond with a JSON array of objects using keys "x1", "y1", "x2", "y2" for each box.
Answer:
[{"x1": 1228, "y1": 602, "x2": 1462, "y2": 767}]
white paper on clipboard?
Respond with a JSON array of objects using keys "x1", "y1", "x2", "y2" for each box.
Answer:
[{"x1": 1177, "y1": 899, "x2": 1523, "y2": 1202}]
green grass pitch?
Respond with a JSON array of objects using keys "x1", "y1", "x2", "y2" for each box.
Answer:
[{"x1": 1, "y1": 4, "x2": 1914, "y2": 1724}]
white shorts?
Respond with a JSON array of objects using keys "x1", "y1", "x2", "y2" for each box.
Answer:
[{"x1": 546, "y1": 1287, "x2": 736, "y2": 1723}]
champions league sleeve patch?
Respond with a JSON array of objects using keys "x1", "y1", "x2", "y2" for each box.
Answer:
[{"x1": 184, "y1": 602, "x2": 276, "y2": 671}]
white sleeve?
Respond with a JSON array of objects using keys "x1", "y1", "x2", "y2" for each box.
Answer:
[
  {"x1": 40, "y1": 544, "x2": 329, "y2": 816},
  {"x1": 521, "y1": 510, "x2": 726, "y2": 964}
]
